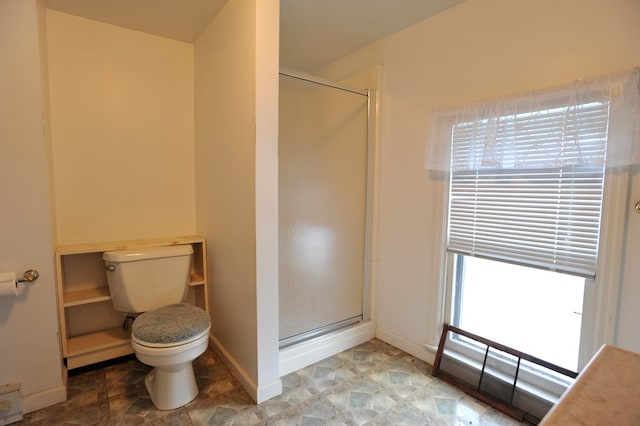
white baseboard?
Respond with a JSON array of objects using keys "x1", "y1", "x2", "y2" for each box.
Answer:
[
  {"x1": 375, "y1": 326, "x2": 436, "y2": 365},
  {"x1": 22, "y1": 384, "x2": 66, "y2": 414},
  {"x1": 255, "y1": 377, "x2": 282, "y2": 404},
  {"x1": 279, "y1": 321, "x2": 376, "y2": 377},
  {"x1": 209, "y1": 335, "x2": 282, "y2": 404},
  {"x1": 209, "y1": 335, "x2": 257, "y2": 401}
]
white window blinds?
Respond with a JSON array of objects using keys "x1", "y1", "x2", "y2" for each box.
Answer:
[{"x1": 447, "y1": 101, "x2": 609, "y2": 278}]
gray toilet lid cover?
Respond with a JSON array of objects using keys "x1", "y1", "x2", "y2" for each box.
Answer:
[{"x1": 132, "y1": 303, "x2": 211, "y2": 344}]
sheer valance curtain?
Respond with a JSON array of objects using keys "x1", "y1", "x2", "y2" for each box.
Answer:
[
  {"x1": 426, "y1": 68, "x2": 640, "y2": 278},
  {"x1": 426, "y1": 68, "x2": 640, "y2": 172}
]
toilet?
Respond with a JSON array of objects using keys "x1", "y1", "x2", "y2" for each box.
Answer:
[{"x1": 103, "y1": 245, "x2": 211, "y2": 410}]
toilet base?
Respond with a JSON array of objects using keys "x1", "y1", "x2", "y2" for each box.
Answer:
[
  {"x1": 132, "y1": 329, "x2": 210, "y2": 411},
  {"x1": 144, "y1": 362, "x2": 199, "y2": 410}
]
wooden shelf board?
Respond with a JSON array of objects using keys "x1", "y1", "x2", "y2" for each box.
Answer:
[
  {"x1": 67, "y1": 327, "x2": 130, "y2": 356},
  {"x1": 57, "y1": 236, "x2": 208, "y2": 369},
  {"x1": 64, "y1": 287, "x2": 111, "y2": 307},
  {"x1": 66, "y1": 344, "x2": 133, "y2": 370},
  {"x1": 57, "y1": 235, "x2": 205, "y2": 255}
]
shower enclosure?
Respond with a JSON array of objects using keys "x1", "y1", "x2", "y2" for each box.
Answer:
[{"x1": 279, "y1": 70, "x2": 373, "y2": 348}]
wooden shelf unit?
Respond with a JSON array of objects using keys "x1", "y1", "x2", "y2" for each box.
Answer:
[{"x1": 55, "y1": 235, "x2": 209, "y2": 370}]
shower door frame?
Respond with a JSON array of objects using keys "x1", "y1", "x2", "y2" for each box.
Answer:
[{"x1": 278, "y1": 68, "x2": 376, "y2": 348}]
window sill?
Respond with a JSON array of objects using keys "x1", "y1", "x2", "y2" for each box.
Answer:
[{"x1": 437, "y1": 345, "x2": 573, "y2": 420}]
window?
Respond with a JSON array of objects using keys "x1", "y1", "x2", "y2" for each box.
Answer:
[
  {"x1": 426, "y1": 69, "x2": 640, "y2": 391},
  {"x1": 452, "y1": 255, "x2": 585, "y2": 372},
  {"x1": 445, "y1": 99, "x2": 608, "y2": 374}
]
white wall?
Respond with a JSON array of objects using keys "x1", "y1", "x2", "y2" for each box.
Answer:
[
  {"x1": 321, "y1": 0, "x2": 640, "y2": 360},
  {"x1": 254, "y1": 0, "x2": 282, "y2": 400},
  {"x1": 616, "y1": 167, "x2": 640, "y2": 349},
  {"x1": 46, "y1": 10, "x2": 196, "y2": 245},
  {"x1": 0, "y1": 0, "x2": 65, "y2": 413},
  {"x1": 194, "y1": 0, "x2": 281, "y2": 402}
]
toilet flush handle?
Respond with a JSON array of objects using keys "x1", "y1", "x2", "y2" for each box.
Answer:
[{"x1": 105, "y1": 264, "x2": 115, "y2": 272}]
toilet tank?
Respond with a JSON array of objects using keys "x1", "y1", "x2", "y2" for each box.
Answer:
[{"x1": 103, "y1": 245, "x2": 193, "y2": 314}]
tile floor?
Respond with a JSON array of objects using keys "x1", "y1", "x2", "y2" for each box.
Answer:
[{"x1": 17, "y1": 339, "x2": 523, "y2": 425}]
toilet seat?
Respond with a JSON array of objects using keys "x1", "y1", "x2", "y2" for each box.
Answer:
[
  {"x1": 132, "y1": 302, "x2": 211, "y2": 348},
  {"x1": 129, "y1": 302, "x2": 211, "y2": 410},
  {"x1": 132, "y1": 327, "x2": 210, "y2": 358}
]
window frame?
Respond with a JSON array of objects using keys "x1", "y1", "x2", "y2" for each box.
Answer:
[
  {"x1": 430, "y1": 70, "x2": 639, "y2": 409},
  {"x1": 439, "y1": 163, "x2": 629, "y2": 394},
  {"x1": 437, "y1": 121, "x2": 630, "y2": 404}
]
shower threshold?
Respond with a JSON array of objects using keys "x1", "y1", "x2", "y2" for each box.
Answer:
[{"x1": 279, "y1": 315, "x2": 363, "y2": 349}]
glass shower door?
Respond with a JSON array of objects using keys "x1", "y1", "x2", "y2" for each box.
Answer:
[{"x1": 279, "y1": 73, "x2": 369, "y2": 346}]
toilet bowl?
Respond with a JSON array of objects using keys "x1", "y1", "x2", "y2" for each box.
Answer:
[
  {"x1": 131, "y1": 303, "x2": 211, "y2": 410},
  {"x1": 103, "y1": 245, "x2": 212, "y2": 410}
]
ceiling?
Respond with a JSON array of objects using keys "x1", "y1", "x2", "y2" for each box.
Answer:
[
  {"x1": 46, "y1": 0, "x2": 465, "y2": 71},
  {"x1": 45, "y1": 0, "x2": 229, "y2": 42},
  {"x1": 279, "y1": 0, "x2": 466, "y2": 71}
]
